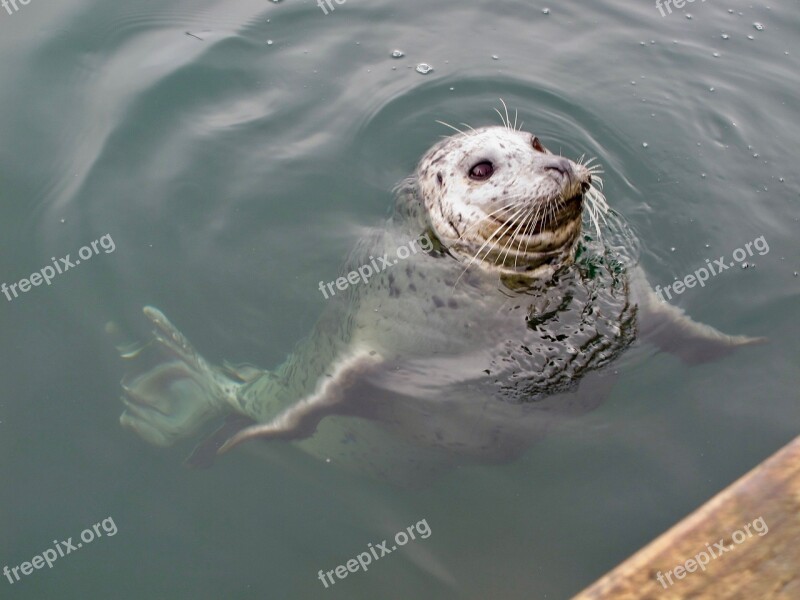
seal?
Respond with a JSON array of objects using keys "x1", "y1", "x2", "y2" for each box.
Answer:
[{"x1": 112, "y1": 116, "x2": 763, "y2": 485}]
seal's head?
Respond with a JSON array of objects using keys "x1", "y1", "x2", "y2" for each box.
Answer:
[{"x1": 416, "y1": 125, "x2": 607, "y2": 278}]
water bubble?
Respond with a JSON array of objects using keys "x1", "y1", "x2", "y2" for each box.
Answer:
[
  {"x1": 415, "y1": 63, "x2": 433, "y2": 74},
  {"x1": 753, "y1": 22, "x2": 764, "y2": 31},
  {"x1": 391, "y1": 49, "x2": 404, "y2": 58}
]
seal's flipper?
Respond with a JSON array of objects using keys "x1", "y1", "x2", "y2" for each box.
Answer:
[
  {"x1": 185, "y1": 415, "x2": 258, "y2": 469},
  {"x1": 143, "y1": 306, "x2": 215, "y2": 375},
  {"x1": 218, "y1": 351, "x2": 384, "y2": 454},
  {"x1": 111, "y1": 307, "x2": 242, "y2": 447},
  {"x1": 631, "y1": 266, "x2": 766, "y2": 364}
]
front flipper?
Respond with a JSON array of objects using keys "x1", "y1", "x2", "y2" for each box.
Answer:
[
  {"x1": 110, "y1": 307, "x2": 242, "y2": 447},
  {"x1": 218, "y1": 350, "x2": 384, "y2": 454},
  {"x1": 185, "y1": 415, "x2": 257, "y2": 468},
  {"x1": 631, "y1": 266, "x2": 766, "y2": 364}
]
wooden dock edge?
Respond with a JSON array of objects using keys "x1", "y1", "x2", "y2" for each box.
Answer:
[{"x1": 572, "y1": 436, "x2": 800, "y2": 599}]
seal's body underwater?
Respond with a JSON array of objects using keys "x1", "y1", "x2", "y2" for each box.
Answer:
[{"x1": 116, "y1": 124, "x2": 761, "y2": 484}]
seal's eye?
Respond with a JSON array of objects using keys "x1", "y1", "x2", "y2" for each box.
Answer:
[
  {"x1": 469, "y1": 161, "x2": 494, "y2": 180},
  {"x1": 531, "y1": 136, "x2": 546, "y2": 153}
]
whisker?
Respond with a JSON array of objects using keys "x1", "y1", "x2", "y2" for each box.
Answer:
[
  {"x1": 455, "y1": 202, "x2": 520, "y2": 242},
  {"x1": 435, "y1": 120, "x2": 466, "y2": 136},
  {"x1": 493, "y1": 108, "x2": 508, "y2": 129},
  {"x1": 500, "y1": 99, "x2": 511, "y2": 131},
  {"x1": 483, "y1": 205, "x2": 529, "y2": 266},
  {"x1": 582, "y1": 185, "x2": 609, "y2": 240},
  {"x1": 499, "y1": 207, "x2": 533, "y2": 266},
  {"x1": 453, "y1": 203, "x2": 529, "y2": 287},
  {"x1": 517, "y1": 205, "x2": 544, "y2": 268},
  {"x1": 513, "y1": 211, "x2": 535, "y2": 269}
]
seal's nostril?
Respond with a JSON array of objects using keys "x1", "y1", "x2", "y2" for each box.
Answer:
[{"x1": 543, "y1": 157, "x2": 573, "y2": 178}]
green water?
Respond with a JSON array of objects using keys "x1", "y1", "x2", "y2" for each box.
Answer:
[{"x1": 0, "y1": 1, "x2": 797, "y2": 598}]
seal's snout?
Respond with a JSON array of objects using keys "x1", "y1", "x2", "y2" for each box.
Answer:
[
  {"x1": 542, "y1": 156, "x2": 593, "y2": 197},
  {"x1": 543, "y1": 156, "x2": 573, "y2": 181}
]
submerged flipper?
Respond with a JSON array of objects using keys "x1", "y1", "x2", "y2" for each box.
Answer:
[
  {"x1": 218, "y1": 350, "x2": 384, "y2": 454},
  {"x1": 185, "y1": 414, "x2": 257, "y2": 468},
  {"x1": 110, "y1": 307, "x2": 242, "y2": 447},
  {"x1": 631, "y1": 266, "x2": 766, "y2": 364}
]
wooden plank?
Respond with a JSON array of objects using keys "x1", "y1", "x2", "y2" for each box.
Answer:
[{"x1": 573, "y1": 436, "x2": 800, "y2": 600}]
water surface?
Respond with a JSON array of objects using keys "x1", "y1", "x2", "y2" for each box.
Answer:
[{"x1": 1, "y1": 0, "x2": 797, "y2": 598}]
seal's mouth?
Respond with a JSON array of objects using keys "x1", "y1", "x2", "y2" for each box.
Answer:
[
  {"x1": 542, "y1": 191, "x2": 584, "y2": 234},
  {"x1": 489, "y1": 191, "x2": 583, "y2": 237}
]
